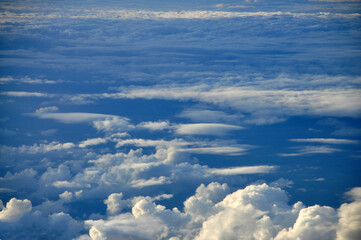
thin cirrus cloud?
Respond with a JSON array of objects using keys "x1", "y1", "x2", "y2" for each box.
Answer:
[
  {"x1": 289, "y1": 138, "x2": 359, "y2": 144},
  {"x1": 279, "y1": 145, "x2": 342, "y2": 157},
  {"x1": 0, "y1": 91, "x2": 51, "y2": 97},
  {"x1": 3, "y1": 8, "x2": 360, "y2": 23},
  {"x1": 30, "y1": 112, "x2": 122, "y2": 124}
]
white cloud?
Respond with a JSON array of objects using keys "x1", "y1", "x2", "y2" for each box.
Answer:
[
  {"x1": 337, "y1": 187, "x2": 361, "y2": 240},
  {"x1": 175, "y1": 123, "x2": 243, "y2": 136},
  {"x1": 84, "y1": 183, "x2": 361, "y2": 240},
  {"x1": 0, "y1": 76, "x2": 57, "y2": 84},
  {"x1": 0, "y1": 91, "x2": 51, "y2": 97},
  {"x1": 208, "y1": 165, "x2": 277, "y2": 175},
  {"x1": 279, "y1": 145, "x2": 342, "y2": 157},
  {"x1": 137, "y1": 121, "x2": 171, "y2": 131},
  {"x1": 179, "y1": 146, "x2": 249, "y2": 156},
  {"x1": 0, "y1": 198, "x2": 32, "y2": 222},
  {"x1": 1, "y1": 141, "x2": 75, "y2": 154},
  {"x1": 274, "y1": 205, "x2": 338, "y2": 240},
  {"x1": 59, "y1": 191, "x2": 73, "y2": 201},
  {"x1": 93, "y1": 116, "x2": 134, "y2": 132},
  {"x1": 35, "y1": 106, "x2": 59, "y2": 113},
  {"x1": 32, "y1": 112, "x2": 119, "y2": 124},
  {"x1": 93, "y1": 86, "x2": 361, "y2": 120},
  {"x1": 130, "y1": 176, "x2": 172, "y2": 188},
  {"x1": 290, "y1": 138, "x2": 359, "y2": 144},
  {"x1": 104, "y1": 193, "x2": 130, "y2": 214},
  {"x1": 79, "y1": 137, "x2": 108, "y2": 148}
]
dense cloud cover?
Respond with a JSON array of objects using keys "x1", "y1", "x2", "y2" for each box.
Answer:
[{"x1": 0, "y1": 0, "x2": 361, "y2": 239}]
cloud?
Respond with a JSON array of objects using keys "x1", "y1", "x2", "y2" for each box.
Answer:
[
  {"x1": 79, "y1": 137, "x2": 108, "y2": 148},
  {"x1": 1, "y1": 141, "x2": 76, "y2": 154},
  {"x1": 279, "y1": 145, "x2": 342, "y2": 157},
  {"x1": 7, "y1": 9, "x2": 359, "y2": 22},
  {"x1": 0, "y1": 91, "x2": 51, "y2": 97},
  {"x1": 208, "y1": 165, "x2": 277, "y2": 175},
  {"x1": 31, "y1": 112, "x2": 119, "y2": 124},
  {"x1": 332, "y1": 127, "x2": 361, "y2": 137},
  {"x1": 290, "y1": 138, "x2": 359, "y2": 144},
  {"x1": 130, "y1": 176, "x2": 172, "y2": 188},
  {"x1": 35, "y1": 106, "x2": 59, "y2": 113},
  {"x1": 0, "y1": 76, "x2": 57, "y2": 84},
  {"x1": 274, "y1": 205, "x2": 338, "y2": 240},
  {"x1": 93, "y1": 116, "x2": 134, "y2": 132},
  {"x1": 91, "y1": 86, "x2": 361, "y2": 120},
  {"x1": 0, "y1": 198, "x2": 32, "y2": 222},
  {"x1": 178, "y1": 108, "x2": 241, "y2": 123},
  {"x1": 137, "y1": 121, "x2": 171, "y2": 131},
  {"x1": 82, "y1": 183, "x2": 361, "y2": 240},
  {"x1": 175, "y1": 123, "x2": 243, "y2": 136},
  {"x1": 179, "y1": 146, "x2": 249, "y2": 156},
  {"x1": 337, "y1": 187, "x2": 361, "y2": 240}
]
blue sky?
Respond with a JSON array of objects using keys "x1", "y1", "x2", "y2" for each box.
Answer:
[{"x1": 0, "y1": 0, "x2": 361, "y2": 239}]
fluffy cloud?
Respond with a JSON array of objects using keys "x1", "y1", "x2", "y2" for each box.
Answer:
[
  {"x1": 336, "y1": 187, "x2": 361, "y2": 240},
  {"x1": 81, "y1": 183, "x2": 361, "y2": 240},
  {"x1": 0, "y1": 198, "x2": 83, "y2": 239},
  {"x1": 0, "y1": 198, "x2": 32, "y2": 222}
]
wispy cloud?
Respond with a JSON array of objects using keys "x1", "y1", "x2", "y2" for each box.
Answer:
[
  {"x1": 279, "y1": 145, "x2": 341, "y2": 157},
  {"x1": 0, "y1": 91, "x2": 51, "y2": 97},
  {"x1": 208, "y1": 165, "x2": 277, "y2": 175},
  {"x1": 289, "y1": 138, "x2": 359, "y2": 144}
]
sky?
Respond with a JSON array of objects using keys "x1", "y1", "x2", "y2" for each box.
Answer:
[{"x1": 0, "y1": 0, "x2": 361, "y2": 239}]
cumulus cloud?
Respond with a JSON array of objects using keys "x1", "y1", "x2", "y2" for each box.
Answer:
[
  {"x1": 93, "y1": 116, "x2": 134, "y2": 133},
  {"x1": 0, "y1": 198, "x2": 32, "y2": 222},
  {"x1": 82, "y1": 183, "x2": 361, "y2": 240},
  {"x1": 337, "y1": 187, "x2": 361, "y2": 240}
]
